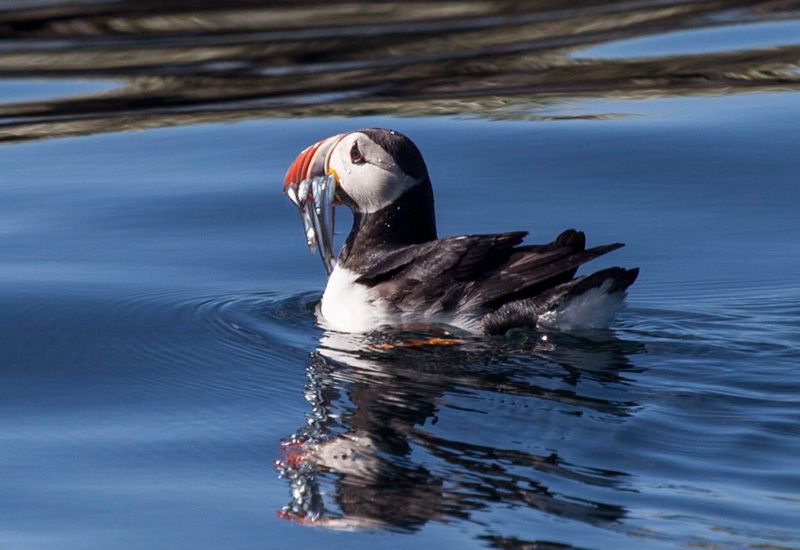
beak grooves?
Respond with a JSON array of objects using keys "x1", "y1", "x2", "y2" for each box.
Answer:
[
  {"x1": 283, "y1": 139, "x2": 326, "y2": 192},
  {"x1": 282, "y1": 136, "x2": 341, "y2": 276}
]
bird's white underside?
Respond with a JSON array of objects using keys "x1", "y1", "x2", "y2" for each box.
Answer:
[
  {"x1": 320, "y1": 266, "x2": 386, "y2": 332},
  {"x1": 538, "y1": 279, "x2": 627, "y2": 330},
  {"x1": 319, "y1": 266, "x2": 482, "y2": 332},
  {"x1": 320, "y1": 266, "x2": 627, "y2": 334}
]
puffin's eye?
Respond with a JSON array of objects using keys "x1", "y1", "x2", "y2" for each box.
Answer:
[{"x1": 350, "y1": 141, "x2": 365, "y2": 164}]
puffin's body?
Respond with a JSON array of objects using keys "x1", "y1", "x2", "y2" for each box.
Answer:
[{"x1": 283, "y1": 129, "x2": 638, "y2": 335}]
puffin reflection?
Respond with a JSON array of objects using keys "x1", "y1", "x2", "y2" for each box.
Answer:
[{"x1": 275, "y1": 327, "x2": 641, "y2": 531}]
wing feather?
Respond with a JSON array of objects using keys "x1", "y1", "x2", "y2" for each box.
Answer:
[
  {"x1": 355, "y1": 231, "x2": 526, "y2": 285},
  {"x1": 355, "y1": 229, "x2": 624, "y2": 316}
]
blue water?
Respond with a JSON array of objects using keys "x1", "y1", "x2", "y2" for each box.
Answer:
[
  {"x1": 578, "y1": 20, "x2": 800, "y2": 59},
  {"x1": 2, "y1": 3, "x2": 800, "y2": 549},
  {"x1": 0, "y1": 79, "x2": 118, "y2": 104}
]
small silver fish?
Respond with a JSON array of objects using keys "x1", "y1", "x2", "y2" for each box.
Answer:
[
  {"x1": 297, "y1": 179, "x2": 312, "y2": 207},
  {"x1": 285, "y1": 175, "x2": 337, "y2": 275},
  {"x1": 300, "y1": 205, "x2": 317, "y2": 254},
  {"x1": 312, "y1": 176, "x2": 336, "y2": 275},
  {"x1": 285, "y1": 182, "x2": 300, "y2": 208}
]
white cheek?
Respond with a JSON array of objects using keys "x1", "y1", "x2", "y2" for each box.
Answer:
[
  {"x1": 344, "y1": 170, "x2": 394, "y2": 213},
  {"x1": 331, "y1": 157, "x2": 417, "y2": 213}
]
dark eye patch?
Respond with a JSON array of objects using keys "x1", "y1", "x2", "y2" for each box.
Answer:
[{"x1": 350, "y1": 141, "x2": 365, "y2": 164}]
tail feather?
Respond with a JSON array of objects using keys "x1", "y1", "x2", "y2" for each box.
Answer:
[
  {"x1": 479, "y1": 242, "x2": 624, "y2": 308},
  {"x1": 567, "y1": 267, "x2": 640, "y2": 297},
  {"x1": 539, "y1": 267, "x2": 639, "y2": 330},
  {"x1": 554, "y1": 228, "x2": 586, "y2": 251},
  {"x1": 480, "y1": 267, "x2": 639, "y2": 334}
]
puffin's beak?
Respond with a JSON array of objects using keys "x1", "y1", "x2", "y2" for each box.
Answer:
[{"x1": 282, "y1": 134, "x2": 343, "y2": 276}]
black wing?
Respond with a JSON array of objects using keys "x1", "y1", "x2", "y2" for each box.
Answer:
[
  {"x1": 356, "y1": 231, "x2": 527, "y2": 286},
  {"x1": 356, "y1": 229, "x2": 623, "y2": 314}
]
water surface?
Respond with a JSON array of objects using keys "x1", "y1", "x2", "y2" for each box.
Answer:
[{"x1": 1, "y1": 2, "x2": 799, "y2": 549}]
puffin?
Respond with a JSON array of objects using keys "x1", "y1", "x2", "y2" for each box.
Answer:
[{"x1": 282, "y1": 128, "x2": 638, "y2": 335}]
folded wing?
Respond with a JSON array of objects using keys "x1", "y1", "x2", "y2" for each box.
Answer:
[{"x1": 357, "y1": 229, "x2": 626, "y2": 318}]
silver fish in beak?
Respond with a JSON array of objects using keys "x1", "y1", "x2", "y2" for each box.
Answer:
[{"x1": 283, "y1": 137, "x2": 342, "y2": 276}]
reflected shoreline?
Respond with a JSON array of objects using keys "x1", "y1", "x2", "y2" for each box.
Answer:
[{"x1": 1, "y1": 0, "x2": 800, "y2": 144}]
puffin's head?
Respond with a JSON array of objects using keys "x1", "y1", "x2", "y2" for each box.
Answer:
[
  {"x1": 283, "y1": 128, "x2": 429, "y2": 214},
  {"x1": 283, "y1": 128, "x2": 435, "y2": 275}
]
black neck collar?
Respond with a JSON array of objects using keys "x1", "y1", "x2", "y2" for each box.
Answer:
[{"x1": 337, "y1": 180, "x2": 437, "y2": 271}]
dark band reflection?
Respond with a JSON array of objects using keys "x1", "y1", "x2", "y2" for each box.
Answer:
[
  {"x1": 2, "y1": 1, "x2": 800, "y2": 143},
  {"x1": 276, "y1": 326, "x2": 643, "y2": 532}
]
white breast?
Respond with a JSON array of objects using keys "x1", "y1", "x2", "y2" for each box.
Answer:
[
  {"x1": 319, "y1": 265, "x2": 487, "y2": 333},
  {"x1": 320, "y1": 266, "x2": 390, "y2": 332}
]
